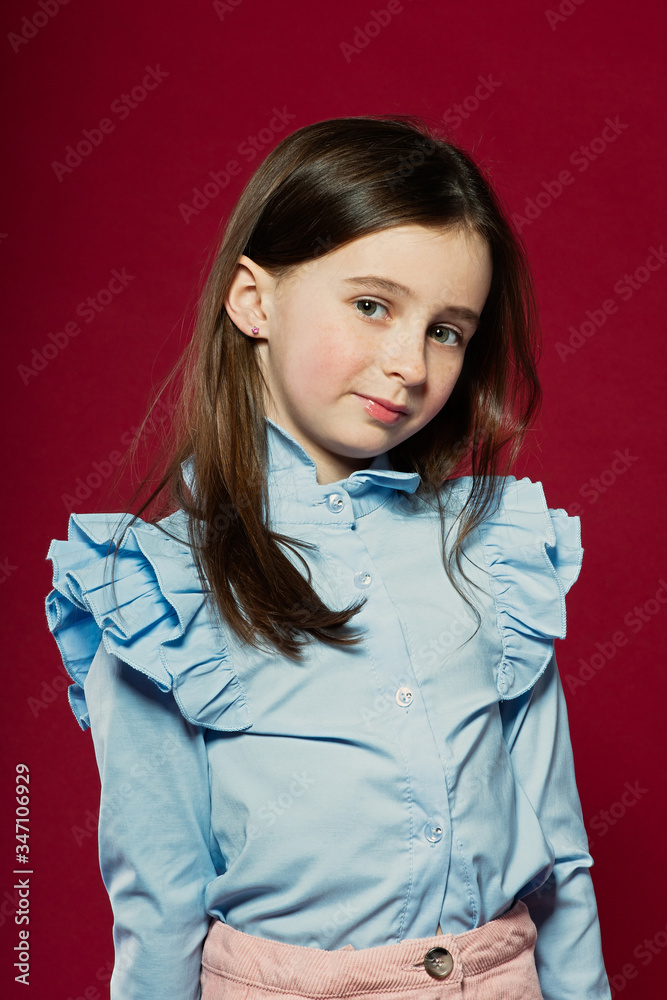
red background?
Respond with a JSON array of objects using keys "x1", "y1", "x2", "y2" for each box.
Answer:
[{"x1": 2, "y1": 1, "x2": 665, "y2": 997}]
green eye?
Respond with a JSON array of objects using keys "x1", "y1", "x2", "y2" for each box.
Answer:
[
  {"x1": 355, "y1": 299, "x2": 388, "y2": 319},
  {"x1": 429, "y1": 326, "x2": 462, "y2": 346}
]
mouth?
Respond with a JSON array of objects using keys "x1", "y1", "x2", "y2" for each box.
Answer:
[{"x1": 355, "y1": 394, "x2": 409, "y2": 425}]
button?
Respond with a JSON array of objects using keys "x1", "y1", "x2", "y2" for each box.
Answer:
[
  {"x1": 353, "y1": 570, "x2": 372, "y2": 589},
  {"x1": 423, "y1": 947, "x2": 453, "y2": 979},
  {"x1": 424, "y1": 821, "x2": 443, "y2": 843},
  {"x1": 326, "y1": 493, "x2": 345, "y2": 513},
  {"x1": 395, "y1": 687, "x2": 413, "y2": 707}
]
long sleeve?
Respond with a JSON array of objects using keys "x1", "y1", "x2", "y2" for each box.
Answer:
[
  {"x1": 84, "y1": 639, "x2": 218, "y2": 1000},
  {"x1": 499, "y1": 651, "x2": 611, "y2": 1000}
]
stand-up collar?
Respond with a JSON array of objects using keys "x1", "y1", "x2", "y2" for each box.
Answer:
[
  {"x1": 264, "y1": 417, "x2": 421, "y2": 523},
  {"x1": 182, "y1": 417, "x2": 422, "y2": 526}
]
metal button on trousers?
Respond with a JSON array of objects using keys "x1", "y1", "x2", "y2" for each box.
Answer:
[{"x1": 423, "y1": 946, "x2": 454, "y2": 979}]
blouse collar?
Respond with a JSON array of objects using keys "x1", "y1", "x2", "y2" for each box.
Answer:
[
  {"x1": 182, "y1": 416, "x2": 422, "y2": 526},
  {"x1": 264, "y1": 416, "x2": 421, "y2": 522}
]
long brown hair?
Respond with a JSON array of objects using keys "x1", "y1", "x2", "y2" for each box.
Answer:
[{"x1": 105, "y1": 114, "x2": 541, "y2": 659}]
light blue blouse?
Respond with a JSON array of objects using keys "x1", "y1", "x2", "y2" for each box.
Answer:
[{"x1": 44, "y1": 417, "x2": 610, "y2": 1000}]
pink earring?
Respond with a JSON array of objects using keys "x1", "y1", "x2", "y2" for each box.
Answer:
[{"x1": 251, "y1": 326, "x2": 259, "y2": 334}]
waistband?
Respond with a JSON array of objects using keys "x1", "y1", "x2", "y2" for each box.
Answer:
[{"x1": 201, "y1": 900, "x2": 538, "y2": 996}]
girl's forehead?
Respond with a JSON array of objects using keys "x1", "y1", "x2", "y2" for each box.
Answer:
[
  {"x1": 324, "y1": 226, "x2": 491, "y2": 282},
  {"x1": 340, "y1": 223, "x2": 476, "y2": 253},
  {"x1": 300, "y1": 224, "x2": 486, "y2": 273}
]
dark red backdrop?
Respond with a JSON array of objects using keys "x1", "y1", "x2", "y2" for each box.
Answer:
[{"x1": 2, "y1": 2, "x2": 665, "y2": 997}]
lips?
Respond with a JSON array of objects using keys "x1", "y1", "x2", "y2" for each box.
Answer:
[
  {"x1": 358, "y1": 394, "x2": 409, "y2": 414},
  {"x1": 354, "y1": 394, "x2": 409, "y2": 426}
]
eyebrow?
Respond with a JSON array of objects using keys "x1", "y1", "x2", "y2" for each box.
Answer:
[{"x1": 342, "y1": 275, "x2": 481, "y2": 325}]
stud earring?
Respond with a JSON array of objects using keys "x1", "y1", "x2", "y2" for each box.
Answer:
[{"x1": 251, "y1": 326, "x2": 259, "y2": 334}]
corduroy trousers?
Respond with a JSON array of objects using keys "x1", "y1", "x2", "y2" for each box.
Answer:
[{"x1": 199, "y1": 900, "x2": 544, "y2": 999}]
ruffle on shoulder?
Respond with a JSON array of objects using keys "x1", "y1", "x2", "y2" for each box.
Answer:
[
  {"x1": 44, "y1": 512, "x2": 253, "y2": 733},
  {"x1": 475, "y1": 476, "x2": 583, "y2": 700}
]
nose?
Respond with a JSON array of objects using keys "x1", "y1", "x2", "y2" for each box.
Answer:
[{"x1": 380, "y1": 329, "x2": 427, "y2": 386}]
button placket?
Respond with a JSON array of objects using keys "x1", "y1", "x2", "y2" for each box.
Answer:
[
  {"x1": 333, "y1": 524, "x2": 454, "y2": 928},
  {"x1": 334, "y1": 526, "x2": 454, "y2": 925}
]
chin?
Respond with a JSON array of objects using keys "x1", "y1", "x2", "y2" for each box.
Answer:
[{"x1": 327, "y1": 434, "x2": 397, "y2": 460}]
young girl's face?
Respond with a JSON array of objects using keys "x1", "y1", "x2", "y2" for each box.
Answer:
[{"x1": 233, "y1": 224, "x2": 492, "y2": 485}]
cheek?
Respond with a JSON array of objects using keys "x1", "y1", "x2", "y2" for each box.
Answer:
[
  {"x1": 426, "y1": 356, "x2": 465, "y2": 409},
  {"x1": 286, "y1": 329, "x2": 366, "y2": 393}
]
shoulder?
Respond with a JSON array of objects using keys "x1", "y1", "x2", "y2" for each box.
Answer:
[
  {"x1": 44, "y1": 509, "x2": 252, "y2": 734},
  {"x1": 444, "y1": 475, "x2": 584, "y2": 700},
  {"x1": 466, "y1": 474, "x2": 582, "y2": 583},
  {"x1": 441, "y1": 474, "x2": 582, "y2": 571}
]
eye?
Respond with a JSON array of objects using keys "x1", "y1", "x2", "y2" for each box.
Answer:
[
  {"x1": 354, "y1": 298, "x2": 389, "y2": 320},
  {"x1": 429, "y1": 325, "x2": 463, "y2": 346}
]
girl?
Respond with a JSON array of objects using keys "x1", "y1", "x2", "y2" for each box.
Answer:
[{"x1": 45, "y1": 114, "x2": 611, "y2": 1000}]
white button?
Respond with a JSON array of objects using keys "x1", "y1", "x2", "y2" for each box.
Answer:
[
  {"x1": 395, "y1": 687, "x2": 413, "y2": 707},
  {"x1": 424, "y1": 820, "x2": 444, "y2": 843},
  {"x1": 353, "y1": 570, "x2": 372, "y2": 589},
  {"x1": 326, "y1": 493, "x2": 345, "y2": 513}
]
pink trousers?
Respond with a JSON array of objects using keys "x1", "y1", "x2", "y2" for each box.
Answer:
[{"x1": 199, "y1": 900, "x2": 544, "y2": 999}]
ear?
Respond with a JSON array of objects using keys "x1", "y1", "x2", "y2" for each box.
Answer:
[{"x1": 224, "y1": 254, "x2": 278, "y2": 339}]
